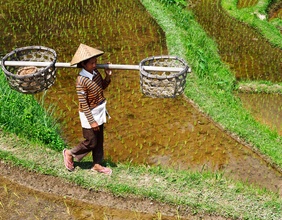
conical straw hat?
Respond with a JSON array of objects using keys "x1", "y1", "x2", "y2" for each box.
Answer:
[{"x1": 70, "y1": 44, "x2": 104, "y2": 66}]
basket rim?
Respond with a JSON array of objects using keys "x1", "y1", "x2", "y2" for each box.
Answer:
[
  {"x1": 139, "y1": 55, "x2": 189, "y2": 79},
  {"x1": 1, "y1": 45, "x2": 57, "y2": 79}
]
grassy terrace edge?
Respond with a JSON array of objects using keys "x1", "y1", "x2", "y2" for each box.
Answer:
[
  {"x1": 222, "y1": 0, "x2": 282, "y2": 48},
  {"x1": 140, "y1": 0, "x2": 282, "y2": 170},
  {"x1": 0, "y1": 131, "x2": 281, "y2": 219},
  {"x1": 222, "y1": 0, "x2": 282, "y2": 92}
]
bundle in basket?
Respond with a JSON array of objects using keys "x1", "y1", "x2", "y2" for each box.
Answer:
[
  {"x1": 139, "y1": 56, "x2": 190, "y2": 98},
  {"x1": 1, "y1": 46, "x2": 57, "y2": 94}
]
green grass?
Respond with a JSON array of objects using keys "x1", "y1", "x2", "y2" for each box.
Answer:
[
  {"x1": 221, "y1": 0, "x2": 282, "y2": 48},
  {"x1": 0, "y1": 71, "x2": 66, "y2": 151},
  {"x1": 0, "y1": 131, "x2": 281, "y2": 219},
  {"x1": 236, "y1": 80, "x2": 282, "y2": 93}
]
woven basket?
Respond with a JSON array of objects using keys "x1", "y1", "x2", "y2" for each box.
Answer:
[
  {"x1": 1, "y1": 46, "x2": 57, "y2": 94},
  {"x1": 139, "y1": 56, "x2": 190, "y2": 98}
]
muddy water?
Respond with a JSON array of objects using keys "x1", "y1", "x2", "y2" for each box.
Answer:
[
  {"x1": 0, "y1": 175, "x2": 180, "y2": 220},
  {"x1": 1, "y1": 0, "x2": 282, "y2": 218},
  {"x1": 237, "y1": 0, "x2": 259, "y2": 9},
  {"x1": 237, "y1": 93, "x2": 282, "y2": 136},
  {"x1": 189, "y1": 0, "x2": 282, "y2": 82},
  {"x1": 44, "y1": 68, "x2": 282, "y2": 192},
  {"x1": 189, "y1": 0, "x2": 282, "y2": 141},
  {"x1": 268, "y1": 1, "x2": 282, "y2": 21}
]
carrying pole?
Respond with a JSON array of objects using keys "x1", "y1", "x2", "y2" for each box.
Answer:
[{"x1": 0, "y1": 61, "x2": 186, "y2": 72}]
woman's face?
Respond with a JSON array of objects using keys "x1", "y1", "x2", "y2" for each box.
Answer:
[{"x1": 82, "y1": 57, "x2": 97, "y2": 73}]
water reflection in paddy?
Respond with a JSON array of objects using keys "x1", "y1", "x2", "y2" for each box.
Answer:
[
  {"x1": 0, "y1": 174, "x2": 181, "y2": 220},
  {"x1": 237, "y1": 93, "x2": 282, "y2": 136}
]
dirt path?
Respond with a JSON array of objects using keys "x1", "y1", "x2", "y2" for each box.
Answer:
[{"x1": 0, "y1": 161, "x2": 231, "y2": 219}]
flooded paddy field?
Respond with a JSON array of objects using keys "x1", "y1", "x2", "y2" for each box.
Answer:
[
  {"x1": 0, "y1": 163, "x2": 192, "y2": 220},
  {"x1": 189, "y1": 0, "x2": 281, "y2": 136},
  {"x1": 0, "y1": 0, "x2": 281, "y2": 219}
]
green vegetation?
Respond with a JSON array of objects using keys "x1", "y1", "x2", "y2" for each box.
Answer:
[
  {"x1": 141, "y1": 0, "x2": 282, "y2": 169},
  {"x1": 0, "y1": 132, "x2": 281, "y2": 219},
  {"x1": 237, "y1": 80, "x2": 282, "y2": 94},
  {"x1": 0, "y1": 0, "x2": 282, "y2": 219},
  {"x1": 0, "y1": 72, "x2": 66, "y2": 151},
  {"x1": 222, "y1": 0, "x2": 282, "y2": 48},
  {"x1": 225, "y1": 0, "x2": 282, "y2": 97}
]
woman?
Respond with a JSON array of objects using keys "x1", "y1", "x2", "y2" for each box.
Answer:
[{"x1": 63, "y1": 43, "x2": 112, "y2": 175}]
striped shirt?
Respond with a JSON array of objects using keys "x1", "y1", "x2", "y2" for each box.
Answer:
[{"x1": 76, "y1": 68, "x2": 111, "y2": 126}]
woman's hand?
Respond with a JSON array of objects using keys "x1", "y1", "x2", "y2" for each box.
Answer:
[
  {"x1": 90, "y1": 121, "x2": 100, "y2": 131},
  {"x1": 105, "y1": 62, "x2": 112, "y2": 76}
]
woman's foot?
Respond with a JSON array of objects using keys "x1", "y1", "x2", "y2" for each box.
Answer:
[
  {"x1": 91, "y1": 164, "x2": 112, "y2": 175},
  {"x1": 63, "y1": 149, "x2": 74, "y2": 171}
]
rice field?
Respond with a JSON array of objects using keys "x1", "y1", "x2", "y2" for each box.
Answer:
[
  {"x1": 0, "y1": 0, "x2": 281, "y2": 184},
  {"x1": 269, "y1": 1, "x2": 282, "y2": 20},
  {"x1": 190, "y1": 0, "x2": 282, "y2": 82},
  {"x1": 0, "y1": 174, "x2": 176, "y2": 220},
  {"x1": 0, "y1": 0, "x2": 282, "y2": 218},
  {"x1": 237, "y1": 0, "x2": 258, "y2": 9},
  {"x1": 190, "y1": 0, "x2": 282, "y2": 136}
]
